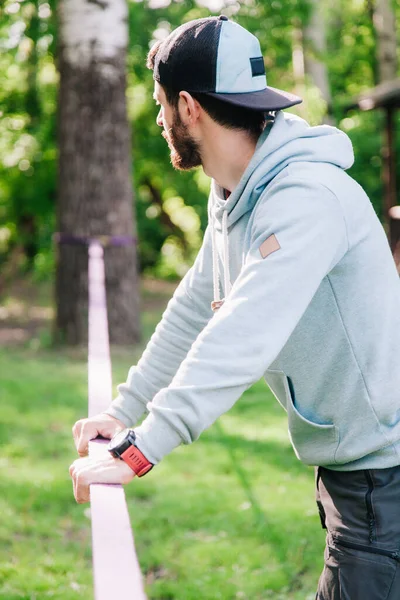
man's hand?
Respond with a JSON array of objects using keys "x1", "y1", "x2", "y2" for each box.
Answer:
[
  {"x1": 72, "y1": 414, "x2": 126, "y2": 457},
  {"x1": 69, "y1": 454, "x2": 135, "y2": 504}
]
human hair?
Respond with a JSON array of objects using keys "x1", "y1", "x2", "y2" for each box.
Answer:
[{"x1": 147, "y1": 41, "x2": 270, "y2": 141}]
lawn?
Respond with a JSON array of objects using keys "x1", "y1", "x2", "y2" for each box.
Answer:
[{"x1": 0, "y1": 278, "x2": 325, "y2": 599}]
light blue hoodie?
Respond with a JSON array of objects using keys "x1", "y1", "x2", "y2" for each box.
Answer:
[{"x1": 105, "y1": 111, "x2": 400, "y2": 471}]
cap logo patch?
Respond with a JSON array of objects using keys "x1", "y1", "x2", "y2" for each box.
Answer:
[
  {"x1": 250, "y1": 57, "x2": 266, "y2": 78},
  {"x1": 259, "y1": 234, "x2": 280, "y2": 259}
]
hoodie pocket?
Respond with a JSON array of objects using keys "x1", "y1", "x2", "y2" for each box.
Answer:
[{"x1": 265, "y1": 369, "x2": 339, "y2": 466}]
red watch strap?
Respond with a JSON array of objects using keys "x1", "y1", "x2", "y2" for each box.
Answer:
[{"x1": 120, "y1": 445, "x2": 153, "y2": 477}]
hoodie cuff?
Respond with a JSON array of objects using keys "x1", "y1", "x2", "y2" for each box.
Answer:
[
  {"x1": 133, "y1": 413, "x2": 184, "y2": 465},
  {"x1": 103, "y1": 394, "x2": 146, "y2": 428}
]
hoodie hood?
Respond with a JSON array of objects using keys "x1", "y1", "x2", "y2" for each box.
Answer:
[
  {"x1": 208, "y1": 111, "x2": 355, "y2": 305},
  {"x1": 211, "y1": 110, "x2": 355, "y2": 229}
]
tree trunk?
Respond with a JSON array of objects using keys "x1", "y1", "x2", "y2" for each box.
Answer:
[
  {"x1": 55, "y1": 0, "x2": 140, "y2": 345},
  {"x1": 373, "y1": 0, "x2": 398, "y2": 82},
  {"x1": 366, "y1": 0, "x2": 380, "y2": 85},
  {"x1": 291, "y1": 23, "x2": 307, "y2": 119},
  {"x1": 17, "y1": 0, "x2": 40, "y2": 270},
  {"x1": 303, "y1": 0, "x2": 333, "y2": 124}
]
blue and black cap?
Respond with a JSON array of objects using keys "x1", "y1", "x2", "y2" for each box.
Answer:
[{"x1": 153, "y1": 16, "x2": 302, "y2": 112}]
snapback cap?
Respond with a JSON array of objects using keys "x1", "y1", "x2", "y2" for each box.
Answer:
[{"x1": 153, "y1": 16, "x2": 302, "y2": 112}]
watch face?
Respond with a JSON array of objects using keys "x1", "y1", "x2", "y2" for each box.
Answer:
[{"x1": 109, "y1": 428, "x2": 130, "y2": 451}]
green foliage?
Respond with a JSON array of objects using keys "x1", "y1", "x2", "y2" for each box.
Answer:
[
  {"x1": 0, "y1": 0, "x2": 399, "y2": 279},
  {"x1": 0, "y1": 0, "x2": 57, "y2": 277}
]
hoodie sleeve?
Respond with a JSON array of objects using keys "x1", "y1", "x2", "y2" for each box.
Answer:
[
  {"x1": 103, "y1": 226, "x2": 214, "y2": 427},
  {"x1": 132, "y1": 179, "x2": 349, "y2": 463}
]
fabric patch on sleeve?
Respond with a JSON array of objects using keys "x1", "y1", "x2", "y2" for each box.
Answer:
[{"x1": 259, "y1": 234, "x2": 281, "y2": 259}]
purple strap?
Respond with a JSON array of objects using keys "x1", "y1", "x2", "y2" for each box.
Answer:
[
  {"x1": 54, "y1": 232, "x2": 136, "y2": 247},
  {"x1": 87, "y1": 241, "x2": 147, "y2": 599}
]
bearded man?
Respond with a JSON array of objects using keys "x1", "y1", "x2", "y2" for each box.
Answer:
[{"x1": 70, "y1": 16, "x2": 400, "y2": 599}]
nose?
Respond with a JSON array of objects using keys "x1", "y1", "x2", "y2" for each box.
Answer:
[{"x1": 156, "y1": 108, "x2": 163, "y2": 128}]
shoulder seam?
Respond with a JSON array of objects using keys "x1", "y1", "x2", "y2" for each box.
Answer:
[{"x1": 258, "y1": 173, "x2": 350, "y2": 254}]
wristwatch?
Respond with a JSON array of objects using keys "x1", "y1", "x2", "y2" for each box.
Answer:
[{"x1": 108, "y1": 428, "x2": 153, "y2": 477}]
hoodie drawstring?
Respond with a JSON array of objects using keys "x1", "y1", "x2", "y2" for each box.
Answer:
[
  {"x1": 222, "y1": 210, "x2": 232, "y2": 297},
  {"x1": 209, "y1": 197, "x2": 231, "y2": 312}
]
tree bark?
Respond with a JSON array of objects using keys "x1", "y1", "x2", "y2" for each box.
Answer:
[
  {"x1": 55, "y1": 0, "x2": 140, "y2": 345},
  {"x1": 373, "y1": 0, "x2": 398, "y2": 82},
  {"x1": 366, "y1": 0, "x2": 380, "y2": 85}
]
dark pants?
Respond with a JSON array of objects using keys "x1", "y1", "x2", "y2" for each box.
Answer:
[{"x1": 315, "y1": 465, "x2": 400, "y2": 600}]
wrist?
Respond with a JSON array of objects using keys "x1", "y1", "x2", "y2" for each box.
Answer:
[{"x1": 108, "y1": 428, "x2": 153, "y2": 477}]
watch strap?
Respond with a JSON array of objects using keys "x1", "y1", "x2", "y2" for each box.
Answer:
[{"x1": 120, "y1": 444, "x2": 153, "y2": 477}]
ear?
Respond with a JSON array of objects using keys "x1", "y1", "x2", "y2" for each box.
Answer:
[{"x1": 177, "y1": 91, "x2": 201, "y2": 126}]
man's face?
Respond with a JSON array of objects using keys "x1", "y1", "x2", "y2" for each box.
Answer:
[{"x1": 153, "y1": 82, "x2": 202, "y2": 171}]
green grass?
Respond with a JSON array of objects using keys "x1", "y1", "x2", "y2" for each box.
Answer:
[{"x1": 0, "y1": 280, "x2": 325, "y2": 599}]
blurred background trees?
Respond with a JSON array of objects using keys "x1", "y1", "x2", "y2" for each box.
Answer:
[{"x1": 0, "y1": 0, "x2": 399, "y2": 320}]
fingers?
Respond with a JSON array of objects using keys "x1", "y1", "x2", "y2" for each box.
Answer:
[
  {"x1": 72, "y1": 419, "x2": 86, "y2": 455},
  {"x1": 72, "y1": 415, "x2": 126, "y2": 458},
  {"x1": 69, "y1": 457, "x2": 92, "y2": 503},
  {"x1": 72, "y1": 419, "x2": 98, "y2": 457},
  {"x1": 77, "y1": 427, "x2": 91, "y2": 457},
  {"x1": 69, "y1": 455, "x2": 136, "y2": 504},
  {"x1": 72, "y1": 421, "x2": 80, "y2": 450}
]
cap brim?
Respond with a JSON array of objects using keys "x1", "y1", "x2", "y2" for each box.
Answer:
[{"x1": 204, "y1": 86, "x2": 302, "y2": 111}]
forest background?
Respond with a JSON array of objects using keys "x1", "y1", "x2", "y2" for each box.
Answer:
[{"x1": 1, "y1": 0, "x2": 399, "y2": 288}]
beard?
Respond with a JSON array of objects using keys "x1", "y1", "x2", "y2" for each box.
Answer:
[{"x1": 162, "y1": 111, "x2": 202, "y2": 171}]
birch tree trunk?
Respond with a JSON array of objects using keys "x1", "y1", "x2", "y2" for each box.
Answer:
[
  {"x1": 55, "y1": 0, "x2": 140, "y2": 345},
  {"x1": 373, "y1": 0, "x2": 398, "y2": 82},
  {"x1": 303, "y1": 0, "x2": 333, "y2": 124}
]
